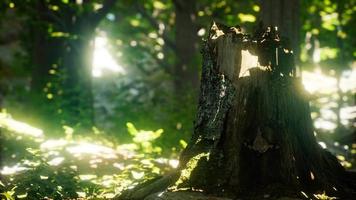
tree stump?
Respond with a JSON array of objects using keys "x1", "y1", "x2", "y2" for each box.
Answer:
[{"x1": 118, "y1": 23, "x2": 356, "y2": 200}]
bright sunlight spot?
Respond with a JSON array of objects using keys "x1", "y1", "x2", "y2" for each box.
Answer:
[
  {"x1": 0, "y1": 112, "x2": 44, "y2": 138},
  {"x1": 239, "y1": 50, "x2": 259, "y2": 77},
  {"x1": 302, "y1": 69, "x2": 337, "y2": 94},
  {"x1": 47, "y1": 157, "x2": 65, "y2": 166},
  {"x1": 66, "y1": 142, "x2": 118, "y2": 159},
  {"x1": 302, "y1": 66, "x2": 356, "y2": 131},
  {"x1": 1, "y1": 164, "x2": 28, "y2": 175},
  {"x1": 92, "y1": 32, "x2": 125, "y2": 77}
]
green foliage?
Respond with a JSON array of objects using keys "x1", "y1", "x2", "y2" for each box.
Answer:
[
  {"x1": 0, "y1": 145, "x2": 80, "y2": 200},
  {"x1": 301, "y1": 0, "x2": 356, "y2": 69},
  {"x1": 0, "y1": 0, "x2": 355, "y2": 198},
  {"x1": 0, "y1": 115, "x2": 179, "y2": 199},
  {"x1": 127, "y1": 122, "x2": 163, "y2": 153}
]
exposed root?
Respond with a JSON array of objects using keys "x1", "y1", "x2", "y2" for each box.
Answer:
[{"x1": 116, "y1": 171, "x2": 180, "y2": 200}]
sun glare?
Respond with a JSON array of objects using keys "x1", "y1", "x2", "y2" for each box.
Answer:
[
  {"x1": 302, "y1": 66, "x2": 356, "y2": 131},
  {"x1": 302, "y1": 69, "x2": 337, "y2": 94},
  {"x1": 92, "y1": 33, "x2": 125, "y2": 77}
]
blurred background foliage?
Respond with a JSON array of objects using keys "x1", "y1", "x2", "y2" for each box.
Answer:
[{"x1": 0, "y1": 0, "x2": 355, "y2": 199}]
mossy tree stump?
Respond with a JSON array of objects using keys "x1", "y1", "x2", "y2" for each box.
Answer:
[{"x1": 118, "y1": 23, "x2": 356, "y2": 200}]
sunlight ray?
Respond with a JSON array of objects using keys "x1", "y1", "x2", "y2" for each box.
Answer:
[{"x1": 92, "y1": 33, "x2": 125, "y2": 77}]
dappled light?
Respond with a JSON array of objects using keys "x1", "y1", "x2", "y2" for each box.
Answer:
[
  {"x1": 0, "y1": 111, "x2": 44, "y2": 138},
  {"x1": 0, "y1": 109, "x2": 179, "y2": 199},
  {"x1": 302, "y1": 67, "x2": 356, "y2": 131},
  {"x1": 1, "y1": 0, "x2": 356, "y2": 199},
  {"x1": 302, "y1": 69, "x2": 337, "y2": 94},
  {"x1": 173, "y1": 153, "x2": 210, "y2": 189},
  {"x1": 1, "y1": 164, "x2": 28, "y2": 175},
  {"x1": 66, "y1": 142, "x2": 118, "y2": 159}
]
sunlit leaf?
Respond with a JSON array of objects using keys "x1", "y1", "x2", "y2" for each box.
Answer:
[
  {"x1": 179, "y1": 139, "x2": 187, "y2": 148},
  {"x1": 26, "y1": 148, "x2": 40, "y2": 155},
  {"x1": 126, "y1": 122, "x2": 138, "y2": 136},
  {"x1": 313, "y1": 191, "x2": 337, "y2": 200},
  {"x1": 152, "y1": 167, "x2": 160, "y2": 174},
  {"x1": 1, "y1": 192, "x2": 15, "y2": 200},
  {"x1": 49, "y1": 5, "x2": 59, "y2": 11},
  {"x1": 238, "y1": 13, "x2": 256, "y2": 22},
  {"x1": 76, "y1": 192, "x2": 86, "y2": 198},
  {"x1": 79, "y1": 174, "x2": 97, "y2": 181},
  {"x1": 153, "y1": 1, "x2": 166, "y2": 10},
  {"x1": 47, "y1": 157, "x2": 65, "y2": 166},
  {"x1": 16, "y1": 193, "x2": 27, "y2": 199},
  {"x1": 130, "y1": 19, "x2": 140, "y2": 27},
  {"x1": 50, "y1": 32, "x2": 70, "y2": 38},
  {"x1": 131, "y1": 171, "x2": 144, "y2": 179},
  {"x1": 253, "y1": 5, "x2": 260, "y2": 12}
]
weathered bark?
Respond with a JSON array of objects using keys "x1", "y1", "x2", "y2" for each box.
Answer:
[{"x1": 117, "y1": 23, "x2": 356, "y2": 200}]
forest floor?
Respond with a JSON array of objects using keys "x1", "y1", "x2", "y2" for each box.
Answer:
[
  {"x1": 0, "y1": 111, "x2": 355, "y2": 200},
  {"x1": 0, "y1": 112, "x2": 178, "y2": 199}
]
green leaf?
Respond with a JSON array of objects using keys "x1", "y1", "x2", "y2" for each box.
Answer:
[
  {"x1": 131, "y1": 171, "x2": 144, "y2": 179},
  {"x1": 126, "y1": 122, "x2": 138, "y2": 136},
  {"x1": 153, "y1": 1, "x2": 166, "y2": 9},
  {"x1": 130, "y1": 19, "x2": 140, "y2": 27},
  {"x1": 179, "y1": 139, "x2": 187, "y2": 148},
  {"x1": 237, "y1": 13, "x2": 256, "y2": 22}
]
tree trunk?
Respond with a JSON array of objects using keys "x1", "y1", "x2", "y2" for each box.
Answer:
[
  {"x1": 117, "y1": 23, "x2": 356, "y2": 200},
  {"x1": 173, "y1": 0, "x2": 199, "y2": 95},
  {"x1": 28, "y1": 0, "x2": 117, "y2": 129},
  {"x1": 59, "y1": 0, "x2": 116, "y2": 128},
  {"x1": 61, "y1": 30, "x2": 95, "y2": 128},
  {"x1": 30, "y1": 1, "x2": 61, "y2": 93},
  {"x1": 260, "y1": 0, "x2": 300, "y2": 68}
]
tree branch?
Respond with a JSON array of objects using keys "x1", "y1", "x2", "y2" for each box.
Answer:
[{"x1": 135, "y1": 3, "x2": 176, "y2": 51}]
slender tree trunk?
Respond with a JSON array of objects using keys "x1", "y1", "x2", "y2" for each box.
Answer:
[
  {"x1": 173, "y1": 0, "x2": 199, "y2": 94},
  {"x1": 260, "y1": 0, "x2": 300, "y2": 69},
  {"x1": 335, "y1": 0, "x2": 347, "y2": 131},
  {"x1": 61, "y1": 30, "x2": 95, "y2": 128},
  {"x1": 30, "y1": 1, "x2": 58, "y2": 93},
  {"x1": 59, "y1": 0, "x2": 116, "y2": 128},
  {"x1": 29, "y1": 0, "x2": 117, "y2": 129}
]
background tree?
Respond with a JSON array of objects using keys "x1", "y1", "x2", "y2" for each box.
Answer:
[
  {"x1": 0, "y1": 0, "x2": 355, "y2": 199},
  {"x1": 6, "y1": 0, "x2": 117, "y2": 130},
  {"x1": 260, "y1": 0, "x2": 301, "y2": 65}
]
